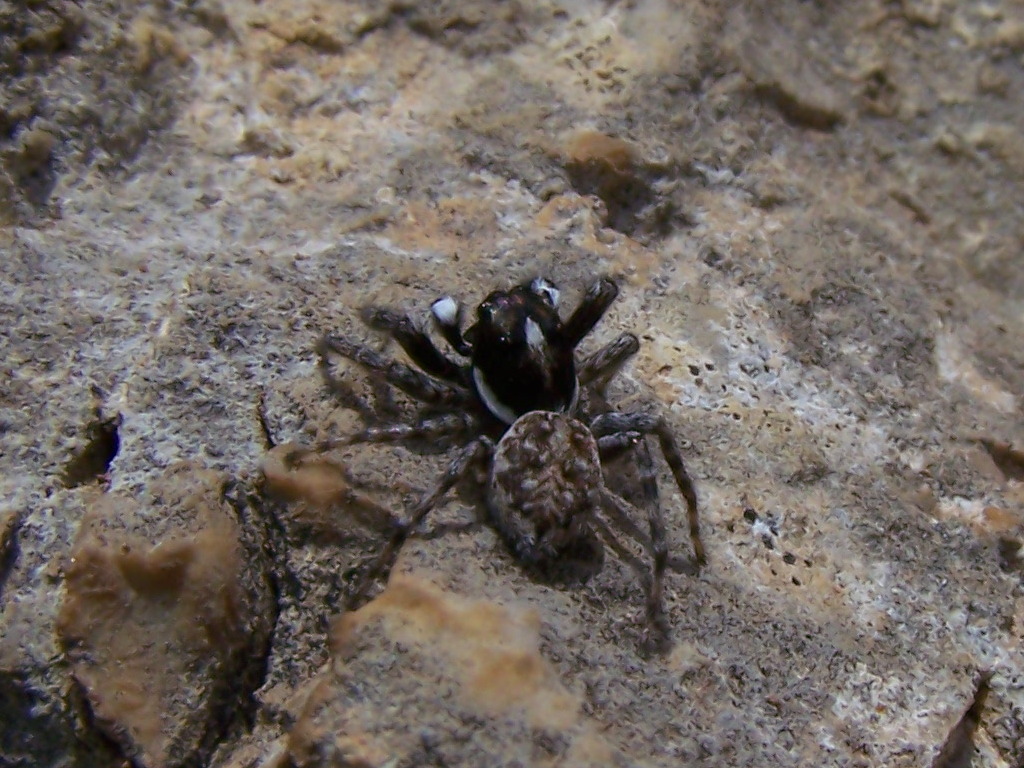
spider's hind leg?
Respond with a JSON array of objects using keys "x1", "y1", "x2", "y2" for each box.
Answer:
[
  {"x1": 596, "y1": 489, "x2": 671, "y2": 654},
  {"x1": 591, "y1": 411, "x2": 705, "y2": 568},
  {"x1": 348, "y1": 437, "x2": 493, "y2": 609}
]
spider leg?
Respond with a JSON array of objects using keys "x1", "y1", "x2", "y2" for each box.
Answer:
[
  {"x1": 591, "y1": 501, "x2": 653, "y2": 585},
  {"x1": 347, "y1": 437, "x2": 493, "y2": 609},
  {"x1": 596, "y1": 431, "x2": 643, "y2": 459},
  {"x1": 593, "y1": 454, "x2": 657, "y2": 547},
  {"x1": 591, "y1": 412, "x2": 705, "y2": 568},
  {"x1": 317, "y1": 335, "x2": 472, "y2": 410},
  {"x1": 635, "y1": 437, "x2": 701, "y2": 575},
  {"x1": 362, "y1": 307, "x2": 468, "y2": 385},
  {"x1": 317, "y1": 347, "x2": 377, "y2": 421},
  {"x1": 579, "y1": 332, "x2": 640, "y2": 392},
  {"x1": 597, "y1": 435, "x2": 699, "y2": 575},
  {"x1": 287, "y1": 413, "x2": 476, "y2": 462},
  {"x1": 563, "y1": 277, "x2": 619, "y2": 348},
  {"x1": 348, "y1": 413, "x2": 476, "y2": 445},
  {"x1": 597, "y1": 489, "x2": 670, "y2": 653}
]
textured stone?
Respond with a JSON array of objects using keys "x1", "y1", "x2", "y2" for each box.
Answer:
[
  {"x1": 287, "y1": 575, "x2": 623, "y2": 767},
  {"x1": 57, "y1": 465, "x2": 275, "y2": 768},
  {"x1": 1, "y1": 0, "x2": 1023, "y2": 766}
]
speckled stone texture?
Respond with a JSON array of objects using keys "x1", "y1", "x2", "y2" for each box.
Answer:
[{"x1": 1, "y1": 1, "x2": 1023, "y2": 766}]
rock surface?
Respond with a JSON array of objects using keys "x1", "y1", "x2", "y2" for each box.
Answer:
[
  {"x1": 1, "y1": 0, "x2": 1023, "y2": 766},
  {"x1": 287, "y1": 574, "x2": 624, "y2": 767},
  {"x1": 58, "y1": 464, "x2": 275, "y2": 768}
]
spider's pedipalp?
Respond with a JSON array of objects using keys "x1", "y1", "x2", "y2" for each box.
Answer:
[
  {"x1": 528, "y1": 276, "x2": 561, "y2": 307},
  {"x1": 431, "y1": 296, "x2": 472, "y2": 356}
]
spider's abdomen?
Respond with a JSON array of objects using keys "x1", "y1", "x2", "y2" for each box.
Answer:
[{"x1": 489, "y1": 411, "x2": 602, "y2": 549}]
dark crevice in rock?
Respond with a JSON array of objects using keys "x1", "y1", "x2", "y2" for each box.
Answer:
[
  {"x1": 753, "y1": 80, "x2": 844, "y2": 131},
  {"x1": 61, "y1": 413, "x2": 121, "y2": 488},
  {"x1": 930, "y1": 672, "x2": 992, "y2": 768},
  {"x1": 976, "y1": 439, "x2": 1024, "y2": 482},
  {"x1": 390, "y1": 1, "x2": 529, "y2": 56},
  {"x1": 997, "y1": 538, "x2": 1022, "y2": 575},
  {"x1": 208, "y1": 481, "x2": 281, "y2": 748},
  {"x1": 0, "y1": 511, "x2": 21, "y2": 600},
  {"x1": 1, "y1": 669, "x2": 123, "y2": 768},
  {"x1": 64, "y1": 677, "x2": 134, "y2": 768},
  {"x1": 562, "y1": 132, "x2": 685, "y2": 242},
  {"x1": 256, "y1": 393, "x2": 276, "y2": 450},
  {"x1": 252, "y1": 489, "x2": 306, "y2": 603}
]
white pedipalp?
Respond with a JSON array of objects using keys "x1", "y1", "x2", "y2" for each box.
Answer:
[
  {"x1": 431, "y1": 296, "x2": 459, "y2": 326},
  {"x1": 530, "y1": 277, "x2": 560, "y2": 307}
]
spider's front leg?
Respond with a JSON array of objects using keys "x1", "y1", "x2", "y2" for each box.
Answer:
[
  {"x1": 564, "y1": 276, "x2": 620, "y2": 347},
  {"x1": 361, "y1": 306, "x2": 468, "y2": 386},
  {"x1": 579, "y1": 332, "x2": 640, "y2": 394},
  {"x1": 317, "y1": 335, "x2": 472, "y2": 411},
  {"x1": 590, "y1": 411, "x2": 705, "y2": 568}
]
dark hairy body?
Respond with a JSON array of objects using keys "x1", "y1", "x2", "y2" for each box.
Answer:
[{"x1": 298, "y1": 275, "x2": 704, "y2": 652}]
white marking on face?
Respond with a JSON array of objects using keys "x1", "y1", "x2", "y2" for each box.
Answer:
[
  {"x1": 473, "y1": 367, "x2": 519, "y2": 425},
  {"x1": 530, "y1": 277, "x2": 560, "y2": 307},
  {"x1": 431, "y1": 296, "x2": 459, "y2": 325},
  {"x1": 525, "y1": 317, "x2": 545, "y2": 352}
]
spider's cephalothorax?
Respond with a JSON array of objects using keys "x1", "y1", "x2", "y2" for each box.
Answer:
[
  {"x1": 427, "y1": 275, "x2": 618, "y2": 425},
  {"x1": 464, "y1": 279, "x2": 577, "y2": 423},
  {"x1": 305, "y1": 275, "x2": 704, "y2": 652}
]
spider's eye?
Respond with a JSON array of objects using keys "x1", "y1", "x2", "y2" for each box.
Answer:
[
  {"x1": 529, "y1": 277, "x2": 560, "y2": 308},
  {"x1": 475, "y1": 296, "x2": 519, "y2": 345}
]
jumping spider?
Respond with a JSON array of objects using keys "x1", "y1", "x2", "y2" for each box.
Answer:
[{"x1": 303, "y1": 275, "x2": 704, "y2": 651}]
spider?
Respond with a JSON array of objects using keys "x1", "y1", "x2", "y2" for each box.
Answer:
[{"x1": 301, "y1": 275, "x2": 704, "y2": 651}]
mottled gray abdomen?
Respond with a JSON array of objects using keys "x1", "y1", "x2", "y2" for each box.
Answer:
[{"x1": 489, "y1": 411, "x2": 602, "y2": 549}]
